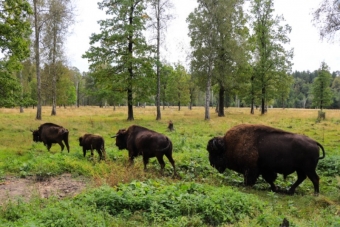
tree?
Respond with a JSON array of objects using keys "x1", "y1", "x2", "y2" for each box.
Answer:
[
  {"x1": 147, "y1": 0, "x2": 173, "y2": 120},
  {"x1": 187, "y1": 0, "x2": 218, "y2": 120},
  {"x1": 42, "y1": 0, "x2": 74, "y2": 115},
  {"x1": 250, "y1": 0, "x2": 293, "y2": 114},
  {"x1": 165, "y1": 63, "x2": 190, "y2": 110},
  {"x1": 32, "y1": 0, "x2": 44, "y2": 119},
  {"x1": 311, "y1": 62, "x2": 333, "y2": 111},
  {"x1": 313, "y1": 0, "x2": 340, "y2": 41},
  {"x1": 275, "y1": 72, "x2": 293, "y2": 108},
  {"x1": 83, "y1": 0, "x2": 153, "y2": 121},
  {"x1": 158, "y1": 63, "x2": 173, "y2": 109},
  {"x1": 210, "y1": 0, "x2": 249, "y2": 117},
  {"x1": 0, "y1": 0, "x2": 32, "y2": 107},
  {"x1": 188, "y1": 0, "x2": 249, "y2": 118}
]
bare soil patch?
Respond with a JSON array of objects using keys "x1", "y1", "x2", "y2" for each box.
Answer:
[{"x1": 0, "y1": 173, "x2": 89, "y2": 205}]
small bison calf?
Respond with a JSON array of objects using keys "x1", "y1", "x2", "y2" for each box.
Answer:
[{"x1": 79, "y1": 134, "x2": 106, "y2": 160}]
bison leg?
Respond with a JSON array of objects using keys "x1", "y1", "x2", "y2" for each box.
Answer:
[
  {"x1": 128, "y1": 156, "x2": 134, "y2": 166},
  {"x1": 288, "y1": 170, "x2": 306, "y2": 195},
  {"x1": 46, "y1": 142, "x2": 52, "y2": 151},
  {"x1": 83, "y1": 148, "x2": 86, "y2": 157},
  {"x1": 57, "y1": 141, "x2": 65, "y2": 152},
  {"x1": 143, "y1": 156, "x2": 150, "y2": 171},
  {"x1": 96, "y1": 149, "x2": 103, "y2": 161},
  {"x1": 306, "y1": 171, "x2": 320, "y2": 195},
  {"x1": 101, "y1": 146, "x2": 106, "y2": 160},
  {"x1": 164, "y1": 153, "x2": 176, "y2": 176},
  {"x1": 244, "y1": 168, "x2": 259, "y2": 186},
  {"x1": 261, "y1": 171, "x2": 278, "y2": 192},
  {"x1": 156, "y1": 155, "x2": 166, "y2": 174}
]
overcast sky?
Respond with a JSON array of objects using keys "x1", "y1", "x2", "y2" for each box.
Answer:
[{"x1": 66, "y1": 0, "x2": 340, "y2": 73}]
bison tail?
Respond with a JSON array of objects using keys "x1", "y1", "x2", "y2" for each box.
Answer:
[{"x1": 317, "y1": 142, "x2": 325, "y2": 160}]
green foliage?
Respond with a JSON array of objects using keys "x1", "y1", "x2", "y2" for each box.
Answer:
[
  {"x1": 0, "y1": 0, "x2": 32, "y2": 71},
  {"x1": 83, "y1": 0, "x2": 154, "y2": 119},
  {"x1": 79, "y1": 181, "x2": 264, "y2": 225},
  {"x1": 317, "y1": 155, "x2": 340, "y2": 176},
  {"x1": 0, "y1": 0, "x2": 32, "y2": 108},
  {"x1": 165, "y1": 64, "x2": 191, "y2": 108},
  {"x1": 250, "y1": 0, "x2": 293, "y2": 113}
]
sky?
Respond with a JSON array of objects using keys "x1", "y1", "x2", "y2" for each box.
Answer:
[{"x1": 66, "y1": 0, "x2": 340, "y2": 73}]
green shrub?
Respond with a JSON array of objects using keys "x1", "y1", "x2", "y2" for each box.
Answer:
[
  {"x1": 317, "y1": 155, "x2": 340, "y2": 176},
  {"x1": 79, "y1": 180, "x2": 264, "y2": 225}
]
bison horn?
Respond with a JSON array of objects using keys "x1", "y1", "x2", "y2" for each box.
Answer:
[{"x1": 111, "y1": 134, "x2": 118, "y2": 138}]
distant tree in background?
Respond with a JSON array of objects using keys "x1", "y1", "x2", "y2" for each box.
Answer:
[
  {"x1": 188, "y1": 0, "x2": 249, "y2": 118},
  {"x1": 165, "y1": 63, "x2": 190, "y2": 110},
  {"x1": 250, "y1": 0, "x2": 293, "y2": 115},
  {"x1": 311, "y1": 62, "x2": 333, "y2": 112},
  {"x1": 187, "y1": 0, "x2": 218, "y2": 120},
  {"x1": 0, "y1": 0, "x2": 32, "y2": 107},
  {"x1": 83, "y1": 0, "x2": 154, "y2": 121},
  {"x1": 159, "y1": 63, "x2": 173, "y2": 109},
  {"x1": 313, "y1": 0, "x2": 340, "y2": 41},
  {"x1": 147, "y1": 0, "x2": 174, "y2": 120},
  {"x1": 331, "y1": 72, "x2": 340, "y2": 108},
  {"x1": 42, "y1": 0, "x2": 75, "y2": 116}
]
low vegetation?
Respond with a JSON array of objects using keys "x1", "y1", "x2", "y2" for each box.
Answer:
[{"x1": 0, "y1": 106, "x2": 340, "y2": 226}]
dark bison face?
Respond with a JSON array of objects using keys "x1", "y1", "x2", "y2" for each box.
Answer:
[
  {"x1": 78, "y1": 137, "x2": 83, "y2": 146},
  {"x1": 113, "y1": 129, "x2": 127, "y2": 150},
  {"x1": 32, "y1": 130, "x2": 41, "y2": 142},
  {"x1": 207, "y1": 137, "x2": 227, "y2": 173}
]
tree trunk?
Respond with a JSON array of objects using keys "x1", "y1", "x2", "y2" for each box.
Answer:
[
  {"x1": 76, "y1": 81, "x2": 79, "y2": 107},
  {"x1": 218, "y1": 87, "x2": 225, "y2": 117},
  {"x1": 127, "y1": 8, "x2": 134, "y2": 121},
  {"x1": 51, "y1": 21, "x2": 58, "y2": 116},
  {"x1": 261, "y1": 87, "x2": 266, "y2": 115},
  {"x1": 127, "y1": 88, "x2": 134, "y2": 120},
  {"x1": 204, "y1": 68, "x2": 212, "y2": 120},
  {"x1": 155, "y1": 0, "x2": 161, "y2": 120},
  {"x1": 20, "y1": 71, "x2": 24, "y2": 113},
  {"x1": 34, "y1": 0, "x2": 42, "y2": 120}
]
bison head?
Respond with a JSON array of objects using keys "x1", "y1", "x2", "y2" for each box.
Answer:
[
  {"x1": 32, "y1": 130, "x2": 41, "y2": 142},
  {"x1": 207, "y1": 137, "x2": 227, "y2": 173},
  {"x1": 112, "y1": 129, "x2": 127, "y2": 150},
  {"x1": 79, "y1": 136, "x2": 83, "y2": 146}
]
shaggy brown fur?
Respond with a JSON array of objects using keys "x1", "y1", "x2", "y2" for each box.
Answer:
[
  {"x1": 79, "y1": 134, "x2": 106, "y2": 160},
  {"x1": 207, "y1": 124, "x2": 325, "y2": 195},
  {"x1": 112, "y1": 125, "x2": 176, "y2": 176},
  {"x1": 31, "y1": 123, "x2": 69, "y2": 152}
]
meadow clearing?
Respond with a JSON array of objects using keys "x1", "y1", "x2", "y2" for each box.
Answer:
[{"x1": 0, "y1": 106, "x2": 339, "y2": 226}]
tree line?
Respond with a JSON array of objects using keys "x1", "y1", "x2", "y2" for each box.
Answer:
[{"x1": 1, "y1": 0, "x2": 340, "y2": 120}]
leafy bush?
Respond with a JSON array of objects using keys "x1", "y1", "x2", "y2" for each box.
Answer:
[
  {"x1": 79, "y1": 180, "x2": 264, "y2": 225},
  {"x1": 317, "y1": 155, "x2": 340, "y2": 176}
]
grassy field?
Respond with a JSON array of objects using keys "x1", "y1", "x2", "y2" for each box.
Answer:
[{"x1": 0, "y1": 106, "x2": 339, "y2": 226}]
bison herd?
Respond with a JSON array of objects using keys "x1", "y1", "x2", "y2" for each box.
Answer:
[{"x1": 31, "y1": 122, "x2": 325, "y2": 195}]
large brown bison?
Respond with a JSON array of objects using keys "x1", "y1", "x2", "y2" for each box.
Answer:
[
  {"x1": 111, "y1": 125, "x2": 176, "y2": 175},
  {"x1": 79, "y1": 134, "x2": 106, "y2": 160},
  {"x1": 207, "y1": 124, "x2": 325, "y2": 195},
  {"x1": 31, "y1": 123, "x2": 70, "y2": 152}
]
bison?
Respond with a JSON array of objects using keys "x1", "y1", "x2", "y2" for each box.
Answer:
[
  {"x1": 207, "y1": 124, "x2": 325, "y2": 195},
  {"x1": 31, "y1": 123, "x2": 70, "y2": 152},
  {"x1": 111, "y1": 125, "x2": 176, "y2": 175},
  {"x1": 79, "y1": 134, "x2": 106, "y2": 160}
]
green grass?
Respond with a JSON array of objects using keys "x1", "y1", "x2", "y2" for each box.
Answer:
[{"x1": 0, "y1": 106, "x2": 340, "y2": 226}]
